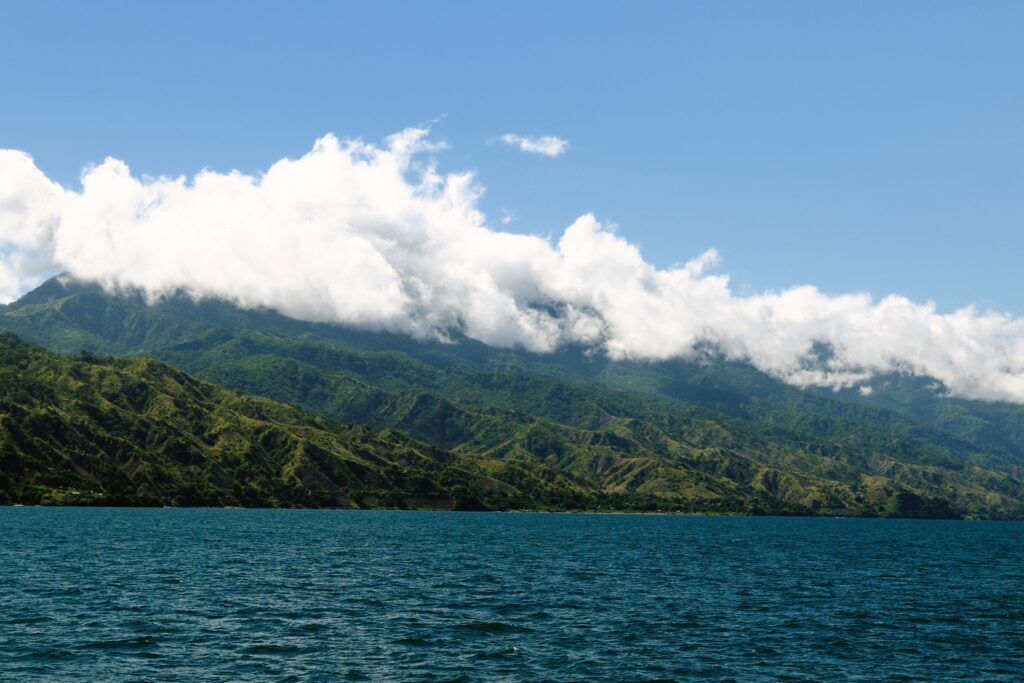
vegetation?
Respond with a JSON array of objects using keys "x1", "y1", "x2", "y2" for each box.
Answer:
[
  {"x1": 1, "y1": 276, "x2": 1022, "y2": 518},
  {"x1": 0, "y1": 333, "x2": 607, "y2": 510}
]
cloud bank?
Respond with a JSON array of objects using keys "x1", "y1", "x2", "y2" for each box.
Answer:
[
  {"x1": 1, "y1": 129, "x2": 1023, "y2": 402},
  {"x1": 498, "y1": 133, "x2": 568, "y2": 157}
]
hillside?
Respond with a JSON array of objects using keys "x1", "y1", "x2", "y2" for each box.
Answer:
[
  {"x1": 0, "y1": 333, "x2": 606, "y2": 510},
  {"x1": 2, "y1": 276, "x2": 1024, "y2": 518}
]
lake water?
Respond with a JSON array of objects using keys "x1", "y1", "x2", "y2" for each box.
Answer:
[{"x1": 1, "y1": 509, "x2": 1022, "y2": 681}]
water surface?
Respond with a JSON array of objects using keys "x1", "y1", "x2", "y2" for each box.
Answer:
[{"x1": 1, "y1": 509, "x2": 1022, "y2": 681}]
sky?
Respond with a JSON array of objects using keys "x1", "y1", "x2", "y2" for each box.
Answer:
[
  {"x1": 2, "y1": 0, "x2": 1021, "y2": 311},
  {"x1": 1, "y1": 1, "x2": 1023, "y2": 401}
]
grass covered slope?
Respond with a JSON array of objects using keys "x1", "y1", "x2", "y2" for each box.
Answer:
[
  {"x1": 2, "y1": 277, "x2": 1024, "y2": 518},
  {"x1": 0, "y1": 332, "x2": 890, "y2": 515},
  {"x1": 0, "y1": 333, "x2": 603, "y2": 510}
]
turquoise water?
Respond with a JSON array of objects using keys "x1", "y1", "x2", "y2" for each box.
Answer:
[{"x1": 1, "y1": 509, "x2": 1022, "y2": 681}]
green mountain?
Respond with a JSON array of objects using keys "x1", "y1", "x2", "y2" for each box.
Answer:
[
  {"x1": 0, "y1": 333, "x2": 611, "y2": 510},
  {"x1": 2, "y1": 276, "x2": 1023, "y2": 518}
]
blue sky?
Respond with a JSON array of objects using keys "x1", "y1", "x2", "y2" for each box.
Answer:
[{"x1": 2, "y1": 0, "x2": 1021, "y2": 313}]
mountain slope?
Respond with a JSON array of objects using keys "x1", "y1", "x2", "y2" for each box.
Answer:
[
  {"x1": 2, "y1": 277, "x2": 1023, "y2": 518},
  {"x1": 0, "y1": 331, "x2": 929, "y2": 516},
  {"x1": 0, "y1": 333, "x2": 606, "y2": 510}
]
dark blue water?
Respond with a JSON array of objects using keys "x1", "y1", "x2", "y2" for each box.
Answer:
[{"x1": 1, "y1": 510, "x2": 1022, "y2": 681}]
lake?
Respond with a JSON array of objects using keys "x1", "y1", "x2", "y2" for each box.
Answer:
[{"x1": 1, "y1": 509, "x2": 1022, "y2": 681}]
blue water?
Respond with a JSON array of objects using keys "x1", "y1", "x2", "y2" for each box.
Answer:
[{"x1": 1, "y1": 510, "x2": 1022, "y2": 681}]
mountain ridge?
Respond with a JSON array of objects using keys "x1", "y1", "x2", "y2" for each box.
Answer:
[
  {"x1": 1, "y1": 276, "x2": 1022, "y2": 518},
  {"x1": 0, "y1": 332, "x2": 632, "y2": 510}
]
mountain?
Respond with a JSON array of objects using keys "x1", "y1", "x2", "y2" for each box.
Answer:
[
  {"x1": 2, "y1": 276, "x2": 1023, "y2": 518},
  {"x1": 0, "y1": 332, "x2": 613, "y2": 510}
]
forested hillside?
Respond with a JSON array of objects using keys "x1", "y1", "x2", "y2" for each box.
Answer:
[{"x1": 2, "y1": 277, "x2": 1023, "y2": 518}]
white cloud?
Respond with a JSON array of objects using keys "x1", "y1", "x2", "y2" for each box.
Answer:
[
  {"x1": 2, "y1": 129, "x2": 1023, "y2": 403},
  {"x1": 498, "y1": 133, "x2": 568, "y2": 157}
]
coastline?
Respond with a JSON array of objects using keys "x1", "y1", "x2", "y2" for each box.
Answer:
[{"x1": 1, "y1": 502, "x2": 1000, "y2": 521}]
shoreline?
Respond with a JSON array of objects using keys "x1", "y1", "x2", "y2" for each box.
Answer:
[{"x1": 2, "y1": 503, "x2": 1011, "y2": 521}]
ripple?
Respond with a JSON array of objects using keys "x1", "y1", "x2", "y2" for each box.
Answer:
[
  {"x1": 4, "y1": 614, "x2": 52, "y2": 625},
  {"x1": 392, "y1": 636, "x2": 434, "y2": 646},
  {"x1": 81, "y1": 636, "x2": 158, "y2": 650},
  {"x1": 1, "y1": 509, "x2": 1022, "y2": 681},
  {"x1": 240, "y1": 644, "x2": 309, "y2": 656},
  {"x1": 21, "y1": 648, "x2": 77, "y2": 661},
  {"x1": 451, "y1": 621, "x2": 531, "y2": 634}
]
